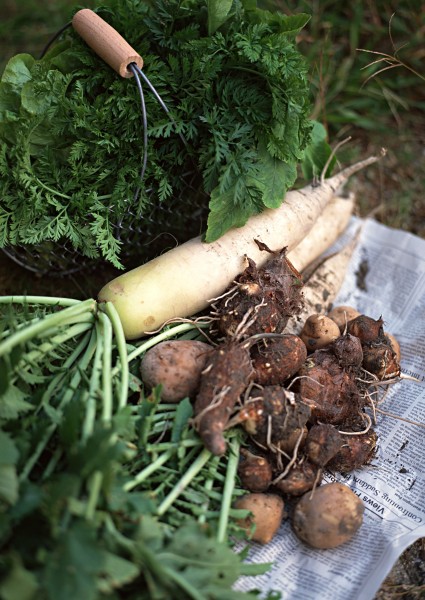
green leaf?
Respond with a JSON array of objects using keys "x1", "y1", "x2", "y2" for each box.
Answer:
[
  {"x1": 205, "y1": 192, "x2": 256, "y2": 242},
  {"x1": 171, "y1": 398, "x2": 193, "y2": 443},
  {"x1": 0, "y1": 429, "x2": 19, "y2": 465},
  {"x1": 301, "y1": 120, "x2": 335, "y2": 180},
  {"x1": 241, "y1": 0, "x2": 256, "y2": 10},
  {"x1": 208, "y1": 0, "x2": 234, "y2": 35},
  {"x1": 43, "y1": 521, "x2": 105, "y2": 600},
  {"x1": 250, "y1": 10, "x2": 310, "y2": 34},
  {"x1": 0, "y1": 54, "x2": 35, "y2": 88},
  {"x1": 0, "y1": 465, "x2": 19, "y2": 505},
  {"x1": 161, "y1": 523, "x2": 271, "y2": 594},
  {"x1": 0, "y1": 431, "x2": 20, "y2": 505},
  {"x1": 257, "y1": 149, "x2": 297, "y2": 209},
  {"x1": 0, "y1": 357, "x2": 9, "y2": 395},
  {"x1": 0, "y1": 386, "x2": 34, "y2": 419},
  {"x1": 97, "y1": 551, "x2": 140, "y2": 594},
  {"x1": 273, "y1": 13, "x2": 310, "y2": 34},
  {"x1": 0, "y1": 552, "x2": 39, "y2": 600}
]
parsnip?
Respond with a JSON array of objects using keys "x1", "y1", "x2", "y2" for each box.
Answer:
[
  {"x1": 285, "y1": 233, "x2": 360, "y2": 335},
  {"x1": 287, "y1": 193, "x2": 355, "y2": 272},
  {"x1": 99, "y1": 155, "x2": 382, "y2": 339}
]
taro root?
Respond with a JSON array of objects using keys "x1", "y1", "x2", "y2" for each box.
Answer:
[
  {"x1": 362, "y1": 338, "x2": 400, "y2": 380},
  {"x1": 277, "y1": 426, "x2": 308, "y2": 455},
  {"x1": 296, "y1": 352, "x2": 362, "y2": 425},
  {"x1": 300, "y1": 314, "x2": 341, "y2": 351},
  {"x1": 238, "y1": 448, "x2": 273, "y2": 492},
  {"x1": 140, "y1": 340, "x2": 213, "y2": 402},
  {"x1": 193, "y1": 341, "x2": 253, "y2": 456},
  {"x1": 327, "y1": 305, "x2": 361, "y2": 333},
  {"x1": 331, "y1": 333, "x2": 363, "y2": 368},
  {"x1": 213, "y1": 249, "x2": 304, "y2": 339},
  {"x1": 347, "y1": 314, "x2": 384, "y2": 343},
  {"x1": 242, "y1": 387, "x2": 311, "y2": 449},
  {"x1": 328, "y1": 429, "x2": 378, "y2": 473},
  {"x1": 292, "y1": 482, "x2": 364, "y2": 549},
  {"x1": 386, "y1": 332, "x2": 401, "y2": 363},
  {"x1": 274, "y1": 460, "x2": 321, "y2": 497},
  {"x1": 234, "y1": 492, "x2": 286, "y2": 544},
  {"x1": 250, "y1": 334, "x2": 307, "y2": 386},
  {"x1": 305, "y1": 423, "x2": 344, "y2": 467}
]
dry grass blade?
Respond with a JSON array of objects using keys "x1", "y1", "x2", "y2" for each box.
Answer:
[{"x1": 358, "y1": 13, "x2": 425, "y2": 87}]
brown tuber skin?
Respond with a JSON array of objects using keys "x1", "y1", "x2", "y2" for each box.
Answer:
[
  {"x1": 238, "y1": 449, "x2": 273, "y2": 492},
  {"x1": 327, "y1": 305, "x2": 361, "y2": 333},
  {"x1": 386, "y1": 333, "x2": 401, "y2": 363},
  {"x1": 243, "y1": 387, "x2": 311, "y2": 449},
  {"x1": 140, "y1": 340, "x2": 213, "y2": 402},
  {"x1": 362, "y1": 339, "x2": 400, "y2": 380},
  {"x1": 347, "y1": 314, "x2": 384, "y2": 343},
  {"x1": 276, "y1": 426, "x2": 308, "y2": 455},
  {"x1": 214, "y1": 250, "x2": 304, "y2": 339},
  {"x1": 331, "y1": 333, "x2": 363, "y2": 368},
  {"x1": 235, "y1": 493, "x2": 285, "y2": 544},
  {"x1": 274, "y1": 460, "x2": 321, "y2": 497},
  {"x1": 250, "y1": 334, "x2": 307, "y2": 386},
  {"x1": 328, "y1": 430, "x2": 378, "y2": 473},
  {"x1": 296, "y1": 352, "x2": 362, "y2": 425},
  {"x1": 193, "y1": 341, "x2": 253, "y2": 456},
  {"x1": 300, "y1": 314, "x2": 341, "y2": 352},
  {"x1": 305, "y1": 423, "x2": 344, "y2": 467},
  {"x1": 292, "y1": 482, "x2": 365, "y2": 549}
]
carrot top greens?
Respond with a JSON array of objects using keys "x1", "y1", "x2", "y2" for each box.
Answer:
[
  {"x1": 0, "y1": 0, "x2": 329, "y2": 268},
  {"x1": 0, "y1": 296, "x2": 277, "y2": 599}
]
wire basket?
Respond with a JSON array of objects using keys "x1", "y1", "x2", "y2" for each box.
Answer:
[{"x1": 2, "y1": 170, "x2": 209, "y2": 276}]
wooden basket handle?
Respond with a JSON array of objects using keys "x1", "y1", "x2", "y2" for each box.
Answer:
[{"x1": 72, "y1": 9, "x2": 143, "y2": 78}]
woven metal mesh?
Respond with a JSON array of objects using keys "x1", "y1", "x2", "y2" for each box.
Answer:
[{"x1": 3, "y1": 171, "x2": 209, "y2": 276}]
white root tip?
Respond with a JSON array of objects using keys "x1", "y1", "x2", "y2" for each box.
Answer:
[{"x1": 321, "y1": 145, "x2": 387, "y2": 189}]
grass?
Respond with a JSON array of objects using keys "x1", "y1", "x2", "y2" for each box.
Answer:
[
  {"x1": 0, "y1": 0, "x2": 94, "y2": 63},
  {"x1": 273, "y1": 1, "x2": 425, "y2": 238}
]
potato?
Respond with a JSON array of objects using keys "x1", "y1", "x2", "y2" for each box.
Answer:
[
  {"x1": 327, "y1": 305, "x2": 361, "y2": 332},
  {"x1": 300, "y1": 314, "x2": 340, "y2": 351},
  {"x1": 140, "y1": 340, "x2": 212, "y2": 402},
  {"x1": 234, "y1": 493, "x2": 285, "y2": 544},
  {"x1": 292, "y1": 482, "x2": 364, "y2": 549}
]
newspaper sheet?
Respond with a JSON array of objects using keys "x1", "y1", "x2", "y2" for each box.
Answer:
[{"x1": 235, "y1": 217, "x2": 425, "y2": 600}]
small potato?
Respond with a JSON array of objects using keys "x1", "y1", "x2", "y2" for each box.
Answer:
[
  {"x1": 238, "y1": 449, "x2": 273, "y2": 493},
  {"x1": 327, "y1": 305, "x2": 361, "y2": 332},
  {"x1": 292, "y1": 482, "x2": 364, "y2": 549},
  {"x1": 234, "y1": 493, "x2": 285, "y2": 544},
  {"x1": 274, "y1": 460, "x2": 320, "y2": 497},
  {"x1": 140, "y1": 340, "x2": 212, "y2": 402},
  {"x1": 300, "y1": 314, "x2": 341, "y2": 351},
  {"x1": 276, "y1": 425, "x2": 308, "y2": 455}
]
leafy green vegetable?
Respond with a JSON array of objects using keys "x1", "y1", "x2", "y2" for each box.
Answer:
[
  {"x1": 301, "y1": 120, "x2": 336, "y2": 180},
  {"x1": 0, "y1": 0, "x2": 327, "y2": 269},
  {"x1": 0, "y1": 297, "x2": 276, "y2": 599}
]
